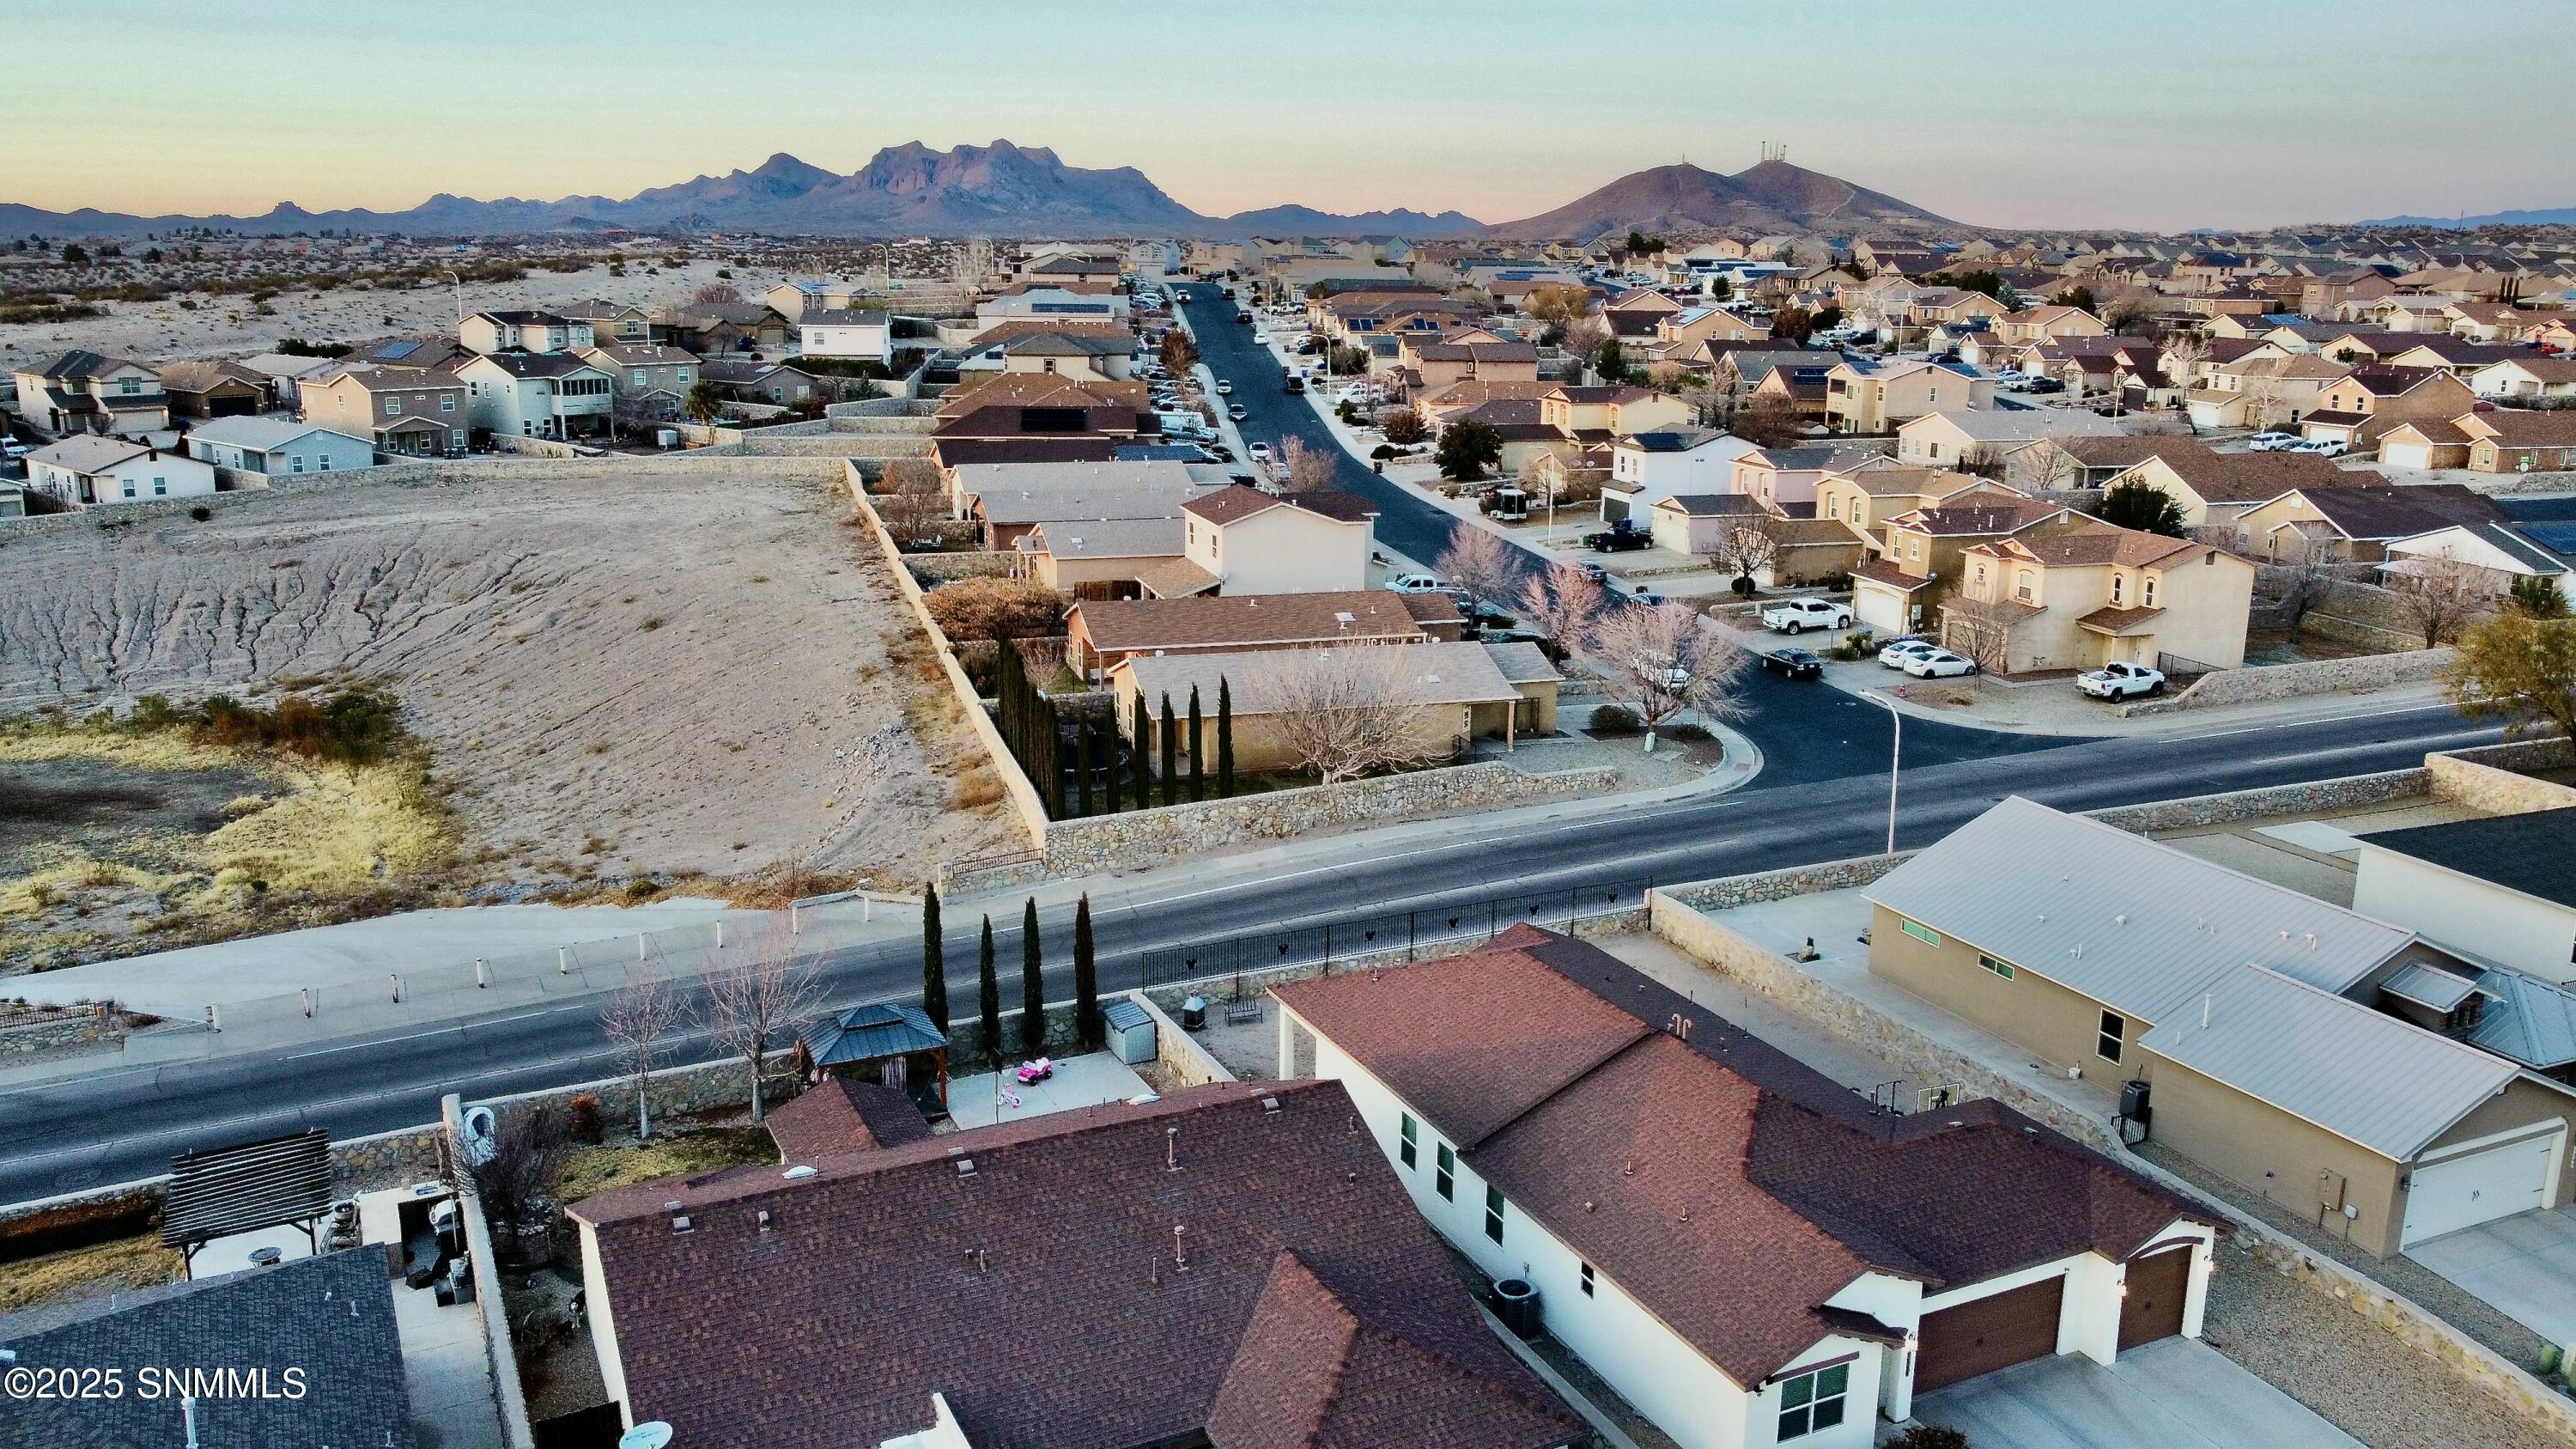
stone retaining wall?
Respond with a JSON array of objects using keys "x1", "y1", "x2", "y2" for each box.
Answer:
[
  {"x1": 1660, "y1": 852, "x2": 1911, "y2": 911},
  {"x1": 1129, "y1": 990, "x2": 1235, "y2": 1088},
  {"x1": 486, "y1": 435, "x2": 598, "y2": 460},
  {"x1": 904, "y1": 552, "x2": 1020, "y2": 583},
  {"x1": 2123, "y1": 648, "x2": 2454, "y2": 716},
  {"x1": 1039, "y1": 763, "x2": 1622, "y2": 876},
  {"x1": 2427, "y1": 739, "x2": 2576, "y2": 814},
  {"x1": 740, "y1": 435, "x2": 934, "y2": 459},
  {"x1": 440, "y1": 1096, "x2": 538, "y2": 1449},
  {"x1": 2090, "y1": 766, "x2": 2428, "y2": 832}
]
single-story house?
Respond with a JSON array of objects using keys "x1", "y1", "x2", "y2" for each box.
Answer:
[
  {"x1": 1649, "y1": 491, "x2": 1773, "y2": 557},
  {"x1": 1066, "y1": 588, "x2": 1462, "y2": 679},
  {"x1": 2460, "y1": 409, "x2": 2576, "y2": 475},
  {"x1": 22, "y1": 435, "x2": 217, "y2": 508},
  {"x1": 157, "y1": 357, "x2": 270, "y2": 418},
  {"x1": 1015, "y1": 518, "x2": 1187, "y2": 596},
  {"x1": 1110, "y1": 640, "x2": 1556, "y2": 772},
  {"x1": 2230, "y1": 482, "x2": 2504, "y2": 564},
  {"x1": 181, "y1": 417, "x2": 377, "y2": 478},
  {"x1": 2355, "y1": 808, "x2": 2576, "y2": 988},
  {"x1": 2379, "y1": 522, "x2": 2574, "y2": 595}
]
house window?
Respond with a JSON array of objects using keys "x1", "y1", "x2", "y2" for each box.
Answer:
[
  {"x1": 1580, "y1": 1262, "x2": 1595, "y2": 1298},
  {"x1": 318, "y1": 454, "x2": 331, "y2": 472},
  {"x1": 1899, "y1": 920, "x2": 1941, "y2": 947},
  {"x1": 2016, "y1": 571, "x2": 2036, "y2": 601},
  {"x1": 2144, "y1": 576, "x2": 2159, "y2": 606},
  {"x1": 1399, "y1": 1112, "x2": 1418, "y2": 1169},
  {"x1": 2111, "y1": 574, "x2": 2125, "y2": 606},
  {"x1": 633, "y1": 369, "x2": 648, "y2": 387},
  {"x1": 385, "y1": 397, "x2": 401, "y2": 415},
  {"x1": 2098, "y1": 1011, "x2": 2125, "y2": 1063},
  {"x1": 290, "y1": 455, "x2": 306, "y2": 473},
  {"x1": 1435, "y1": 1143, "x2": 1455, "y2": 1201},
  {"x1": 440, "y1": 395, "x2": 454, "y2": 412},
  {"x1": 1483, "y1": 1184, "x2": 1505, "y2": 1244},
  {"x1": 153, "y1": 477, "x2": 167, "y2": 496},
  {"x1": 122, "y1": 479, "x2": 137, "y2": 498},
  {"x1": 1777, "y1": 1363, "x2": 1850, "y2": 1440}
]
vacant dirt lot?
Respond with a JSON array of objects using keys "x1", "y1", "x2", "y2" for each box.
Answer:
[{"x1": 0, "y1": 465, "x2": 1018, "y2": 890}]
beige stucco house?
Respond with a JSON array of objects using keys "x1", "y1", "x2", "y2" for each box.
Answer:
[{"x1": 1942, "y1": 518, "x2": 2253, "y2": 673}]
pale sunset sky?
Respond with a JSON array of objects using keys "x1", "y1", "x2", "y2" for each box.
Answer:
[{"x1": 4, "y1": 0, "x2": 2570, "y2": 231}]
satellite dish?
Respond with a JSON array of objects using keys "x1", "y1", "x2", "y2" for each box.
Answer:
[{"x1": 620, "y1": 1423, "x2": 675, "y2": 1449}]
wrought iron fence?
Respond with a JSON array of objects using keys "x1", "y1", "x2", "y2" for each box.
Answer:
[{"x1": 1135, "y1": 877, "x2": 1655, "y2": 995}]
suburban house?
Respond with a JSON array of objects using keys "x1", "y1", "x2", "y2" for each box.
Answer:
[
  {"x1": 2231, "y1": 482, "x2": 2505, "y2": 564},
  {"x1": 2459, "y1": 410, "x2": 2576, "y2": 474},
  {"x1": 456, "y1": 351, "x2": 617, "y2": 440},
  {"x1": 1893, "y1": 409, "x2": 2124, "y2": 483},
  {"x1": 1944, "y1": 517, "x2": 2254, "y2": 673},
  {"x1": 991, "y1": 329, "x2": 1135, "y2": 381},
  {"x1": 576, "y1": 344, "x2": 700, "y2": 420},
  {"x1": 1404, "y1": 335, "x2": 1540, "y2": 392},
  {"x1": 2051, "y1": 435, "x2": 2215, "y2": 489},
  {"x1": 2376, "y1": 337, "x2": 2523, "y2": 378},
  {"x1": 1066, "y1": 589, "x2": 1461, "y2": 679},
  {"x1": 157, "y1": 357, "x2": 270, "y2": 418},
  {"x1": 298, "y1": 364, "x2": 468, "y2": 455},
  {"x1": 2468, "y1": 356, "x2": 2576, "y2": 403},
  {"x1": 697, "y1": 359, "x2": 817, "y2": 407},
  {"x1": 1814, "y1": 464, "x2": 2016, "y2": 533},
  {"x1": 22, "y1": 435, "x2": 216, "y2": 508},
  {"x1": 2183, "y1": 354, "x2": 2350, "y2": 431},
  {"x1": 1824, "y1": 359, "x2": 1992, "y2": 435},
  {"x1": 2355, "y1": 808, "x2": 2576, "y2": 990},
  {"x1": 1603, "y1": 287, "x2": 1685, "y2": 341},
  {"x1": 1013, "y1": 518, "x2": 1186, "y2": 594},
  {"x1": 558, "y1": 298, "x2": 654, "y2": 344},
  {"x1": 1540, "y1": 383, "x2": 1692, "y2": 439},
  {"x1": 1993, "y1": 304, "x2": 2107, "y2": 344},
  {"x1": 975, "y1": 280, "x2": 1130, "y2": 326},
  {"x1": 1851, "y1": 498, "x2": 2074, "y2": 637},
  {"x1": 234, "y1": 351, "x2": 340, "y2": 409},
  {"x1": 1601, "y1": 428, "x2": 1759, "y2": 521},
  {"x1": 568, "y1": 1081, "x2": 1583, "y2": 1449},
  {"x1": 1732, "y1": 444, "x2": 1877, "y2": 513},
  {"x1": 1111, "y1": 640, "x2": 1556, "y2": 770},
  {"x1": 1176, "y1": 485, "x2": 1376, "y2": 596},
  {"x1": 2371, "y1": 417, "x2": 2478, "y2": 471},
  {"x1": 2381, "y1": 521, "x2": 2575, "y2": 597},
  {"x1": 949, "y1": 460, "x2": 1223, "y2": 547},
  {"x1": 650, "y1": 301, "x2": 793, "y2": 355},
  {"x1": 1416, "y1": 378, "x2": 1559, "y2": 429},
  {"x1": 1648, "y1": 491, "x2": 1773, "y2": 556},
  {"x1": 180, "y1": 417, "x2": 375, "y2": 477},
  {"x1": 798, "y1": 307, "x2": 892, "y2": 364},
  {"x1": 2094, "y1": 448, "x2": 2370, "y2": 535},
  {"x1": 1868, "y1": 798, "x2": 2576, "y2": 1257},
  {"x1": 11, "y1": 350, "x2": 167, "y2": 435},
  {"x1": 1273, "y1": 925, "x2": 2213, "y2": 1449},
  {"x1": 458, "y1": 309, "x2": 592, "y2": 356},
  {"x1": 933, "y1": 374, "x2": 1156, "y2": 445},
  {"x1": 2298, "y1": 367, "x2": 2479, "y2": 453}
]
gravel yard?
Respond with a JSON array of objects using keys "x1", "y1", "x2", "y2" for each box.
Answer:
[
  {"x1": 2202, "y1": 1233, "x2": 2567, "y2": 1449},
  {"x1": 0, "y1": 464, "x2": 1019, "y2": 893}
]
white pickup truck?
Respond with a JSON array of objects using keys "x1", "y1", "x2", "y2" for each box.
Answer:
[
  {"x1": 2077, "y1": 661, "x2": 2166, "y2": 700},
  {"x1": 1759, "y1": 597, "x2": 1855, "y2": 634}
]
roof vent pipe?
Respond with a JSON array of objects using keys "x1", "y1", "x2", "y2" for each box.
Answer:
[
  {"x1": 2202, "y1": 993, "x2": 2213, "y2": 1030},
  {"x1": 1166, "y1": 1126, "x2": 1180, "y2": 1172}
]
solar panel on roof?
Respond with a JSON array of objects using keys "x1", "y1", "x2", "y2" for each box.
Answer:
[
  {"x1": 377, "y1": 340, "x2": 420, "y2": 359},
  {"x1": 2521, "y1": 522, "x2": 2576, "y2": 553}
]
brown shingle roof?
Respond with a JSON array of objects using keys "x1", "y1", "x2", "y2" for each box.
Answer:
[
  {"x1": 2059, "y1": 435, "x2": 2215, "y2": 470},
  {"x1": 574, "y1": 1081, "x2": 1578, "y2": 1449},
  {"x1": 1273, "y1": 928, "x2": 2200, "y2": 1385},
  {"x1": 1891, "y1": 499, "x2": 2066, "y2": 537},
  {"x1": 2143, "y1": 450, "x2": 2372, "y2": 504},
  {"x1": 1074, "y1": 590, "x2": 1451, "y2": 654},
  {"x1": 2002, "y1": 519, "x2": 2202, "y2": 569},
  {"x1": 763, "y1": 1077, "x2": 934, "y2": 1162},
  {"x1": 2470, "y1": 409, "x2": 2576, "y2": 447},
  {"x1": 2293, "y1": 484, "x2": 2505, "y2": 540}
]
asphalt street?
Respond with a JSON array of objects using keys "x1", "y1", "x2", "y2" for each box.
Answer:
[{"x1": 0, "y1": 283, "x2": 2515, "y2": 1205}]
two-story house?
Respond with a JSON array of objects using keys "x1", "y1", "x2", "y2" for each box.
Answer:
[
  {"x1": 12, "y1": 350, "x2": 167, "y2": 435},
  {"x1": 1539, "y1": 383, "x2": 1692, "y2": 439},
  {"x1": 456, "y1": 352, "x2": 616, "y2": 440},
  {"x1": 798, "y1": 307, "x2": 892, "y2": 364},
  {"x1": 576, "y1": 344, "x2": 701, "y2": 420},
  {"x1": 297, "y1": 364, "x2": 469, "y2": 455},
  {"x1": 1945, "y1": 517, "x2": 2254, "y2": 673},
  {"x1": 1173, "y1": 484, "x2": 1376, "y2": 596},
  {"x1": 459, "y1": 309, "x2": 593, "y2": 356},
  {"x1": 1813, "y1": 464, "x2": 2016, "y2": 534},
  {"x1": 1850, "y1": 497, "x2": 2074, "y2": 636},
  {"x1": 556, "y1": 298, "x2": 653, "y2": 344},
  {"x1": 1600, "y1": 428, "x2": 1759, "y2": 522},
  {"x1": 2298, "y1": 366, "x2": 2480, "y2": 453},
  {"x1": 1824, "y1": 359, "x2": 1991, "y2": 435}
]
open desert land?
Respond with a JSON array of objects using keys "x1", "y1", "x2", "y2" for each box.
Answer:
[
  {"x1": 0, "y1": 463, "x2": 1020, "y2": 933},
  {"x1": 0, "y1": 257, "x2": 796, "y2": 372}
]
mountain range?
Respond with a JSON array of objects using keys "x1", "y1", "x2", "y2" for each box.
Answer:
[
  {"x1": 2354, "y1": 205, "x2": 2576, "y2": 229},
  {"x1": 0, "y1": 142, "x2": 1484, "y2": 242},
  {"x1": 1476, "y1": 159, "x2": 1956, "y2": 240}
]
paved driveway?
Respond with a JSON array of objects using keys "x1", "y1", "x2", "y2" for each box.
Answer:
[
  {"x1": 1901, "y1": 1337, "x2": 2359, "y2": 1449},
  {"x1": 2408, "y1": 1206, "x2": 2576, "y2": 1347}
]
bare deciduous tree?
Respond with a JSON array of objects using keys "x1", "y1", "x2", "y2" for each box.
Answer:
[
  {"x1": 1940, "y1": 595, "x2": 2021, "y2": 676},
  {"x1": 874, "y1": 457, "x2": 948, "y2": 539},
  {"x1": 1436, "y1": 525, "x2": 1517, "y2": 616},
  {"x1": 2387, "y1": 553, "x2": 2490, "y2": 648},
  {"x1": 951, "y1": 238, "x2": 993, "y2": 288},
  {"x1": 1267, "y1": 646, "x2": 1449, "y2": 784},
  {"x1": 2271, "y1": 541, "x2": 2339, "y2": 636},
  {"x1": 1518, "y1": 563, "x2": 1607, "y2": 652},
  {"x1": 693, "y1": 281, "x2": 742, "y2": 305},
  {"x1": 1279, "y1": 435, "x2": 1339, "y2": 494},
  {"x1": 599, "y1": 977, "x2": 688, "y2": 1141},
  {"x1": 702, "y1": 919, "x2": 828, "y2": 1123},
  {"x1": 1709, "y1": 518, "x2": 1783, "y2": 594},
  {"x1": 1589, "y1": 603, "x2": 1753, "y2": 749},
  {"x1": 1559, "y1": 315, "x2": 1611, "y2": 368},
  {"x1": 1735, "y1": 392, "x2": 1804, "y2": 449},
  {"x1": 468, "y1": 1103, "x2": 572, "y2": 1263},
  {"x1": 2160, "y1": 331, "x2": 2209, "y2": 392}
]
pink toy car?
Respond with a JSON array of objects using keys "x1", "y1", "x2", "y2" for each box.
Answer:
[{"x1": 1015, "y1": 1057, "x2": 1054, "y2": 1085}]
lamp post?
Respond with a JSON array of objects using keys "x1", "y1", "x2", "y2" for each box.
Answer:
[
  {"x1": 440, "y1": 269, "x2": 465, "y2": 327},
  {"x1": 1861, "y1": 690, "x2": 1901, "y2": 855}
]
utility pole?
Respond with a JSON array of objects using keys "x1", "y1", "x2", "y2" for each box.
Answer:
[{"x1": 1862, "y1": 691, "x2": 1901, "y2": 854}]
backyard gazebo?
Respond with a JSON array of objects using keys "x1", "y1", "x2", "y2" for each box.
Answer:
[{"x1": 799, "y1": 1002, "x2": 951, "y2": 1111}]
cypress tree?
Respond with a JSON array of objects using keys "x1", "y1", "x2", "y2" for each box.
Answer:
[
  {"x1": 1218, "y1": 676, "x2": 1236, "y2": 797},
  {"x1": 1019, "y1": 898, "x2": 1047, "y2": 1056},
  {"x1": 1073, "y1": 892, "x2": 1100, "y2": 1049},
  {"x1": 1042, "y1": 697, "x2": 1065, "y2": 819},
  {"x1": 976, "y1": 914, "x2": 1000, "y2": 1063},
  {"x1": 1078, "y1": 721, "x2": 1097, "y2": 816},
  {"x1": 920, "y1": 884, "x2": 948, "y2": 1035},
  {"x1": 1159, "y1": 694, "x2": 1178, "y2": 807},
  {"x1": 1187, "y1": 685, "x2": 1205, "y2": 803},
  {"x1": 1130, "y1": 694, "x2": 1152, "y2": 806},
  {"x1": 1105, "y1": 719, "x2": 1124, "y2": 813}
]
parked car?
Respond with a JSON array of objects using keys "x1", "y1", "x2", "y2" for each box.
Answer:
[
  {"x1": 1248, "y1": 442, "x2": 1273, "y2": 463},
  {"x1": 1630, "y1": 586, "x2": 1666, "y2": 606},
  {"x1": 1762, "y1": 647, "x2": 1825, "y2": 680},
  {"x1": 2293, "y1": 438, "x2": 2348, "y2": 457},
  {"x1": 2077, "y1": 661, "x2": 2166, "y2": 700},
  {"x1": 1576, "y1": 561, "x2": 1608, "y2": 584},
  {"x1": 0, "y1": 438, "x2": 28, "y2": 460},
  {"x1": 1234, "y1": 310, "x2": 1253, "y2": 323},
  {"x1": 1760, "y1": 597, "x2": 1855, "y2": 633},
  {"x1": 1385, "y1": 572, "x2": 1448, "y2": 594},
  {"x1": 1227, "y1": 404, "x2": 1248, "y2": 421},
  {"x1": 2245, "y1": 432, "x2": 2300, "y2": 452},
  {"x1": 1902, "y1": 648, "x2": 1978, "y2": 679},
  {"x1": 1584, "y1": 520, "x2": 1652, "y2": 552},
  {"x1": 2023, "y1": 377, "x2": 2064, "y2": 394},
  {"x1": 1215, "y1": 380, "x2": 1234, "y2": 395},
  {"x1": 1876, "y1": 637, "x2": 1938, "y2": 668},
  {"x1": 1994, "y1": 370, "x2": 2029, "y2": 386},
  {"x1": 1252, "y1": 332, "x2": 1269, "y2": 345}
]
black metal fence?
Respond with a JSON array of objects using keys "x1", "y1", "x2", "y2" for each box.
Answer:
[{"x1": 1136, "y1": 877, "x2": 1656, "y2": 994}]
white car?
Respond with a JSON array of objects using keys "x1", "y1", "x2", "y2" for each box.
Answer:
[
  {"x1": 1252, "y1": 332, "x2": 1269, "y2": 345},
  {"x1": 1902, "y1": 648, "x2": 1978, "y2": 679},
  {"x1": 1993, "y1": 369, "x2": 2028, "y2": 386},
  {"x1": 1384, "y1": 572, "x2": 1448, "y2": 594},
  {"x1": 1876, "y1": 638, "x2": 1938, "y2": 669},
  {"x1": 0, "y1": 438, "x2": 28, "y2": 460},
  {"x1": 2292, "y1": 438, "x2": 2348, "y2": 457},
  {"x1": 2077, "y1": 661, "x2": 2165, "y2": 700},
  {"x1": 1215, "y1": 381, "x2": 1234, "y2": 396},
  {"x1": 2245, "y1": 432, "x2": 2300, "y2": 453},
  {"x1": 1759, "y1": 597, "x2": 1856, "y2": 634}
]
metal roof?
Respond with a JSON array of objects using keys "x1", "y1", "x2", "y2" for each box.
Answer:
[
  {"x1": 2138, "y1": 965, "x2": 2518, "y2": 1161},
  {"x1": 2379, "y1": 962, "x2": 2481, "y2": 1013},
  {"x1": 803, "y1": 1001, "x2": 947, "y2": 1068},
  {"x1": 2472, "y1": 968, "x2": 2576, "y2": 1072},
  {"x1": 1865, "y1": 797, "x2": 2412, "y2": 1025},
  {"x1": 1100, "y1": 999, "x2": 1152, "y2": 1032}
]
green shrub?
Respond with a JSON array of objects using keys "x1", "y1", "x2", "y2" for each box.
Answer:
[
  {"x1": 1665, "y1": 722, "x2": 1715, "y2": 742},
  {"x1": 1589, "y1": 703, "x2": 1643, "y2": 734},
  {"x1": 1887, "y1": 1427, "x2": 1969, "y2": 1449}
]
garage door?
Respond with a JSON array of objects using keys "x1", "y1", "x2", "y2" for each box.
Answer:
[
  {"x1": 2402, "y1": 1129, "x2": 2561, "y2": 1249},
  {"x1": 1916, "y1": 1275, "x2": 2064, "y2": 1393},
  {"x1": 1854, "y1": 578, "x2": 1911, "y2": 636},
  {"x1": 2381, "y1": 441, "x2": 2433, "y2": 469},
  {"x1": 2117, "y1": 1247, "x2": 2192, "y2": 1350}
]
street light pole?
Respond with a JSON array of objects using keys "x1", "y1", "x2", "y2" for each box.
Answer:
[
  {"x1": 441, "y1": 269, "x2": 465, "y2": 328},
  {"x1": 1862, "y1": 690, "x2": 1901, "y2": 855}
]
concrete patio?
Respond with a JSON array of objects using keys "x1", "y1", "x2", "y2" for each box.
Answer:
[
  {"x1": 1899, "y1": 1336, "x2": 2360, "y2": 1449},
  {"x1": 946, "y1": 1050, "x2": 1153, "y2": 1129},
  {"x1": 2406, "y1": 1207, "x2": 2576, "y2": 1349}
]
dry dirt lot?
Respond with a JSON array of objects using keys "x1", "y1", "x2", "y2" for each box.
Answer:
[{"x1": 0, "y1": 465, "x2": 1019, "y2": 892}]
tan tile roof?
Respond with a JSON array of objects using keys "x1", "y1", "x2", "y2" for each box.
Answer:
[
  {"x1": 1136, "y1": 558, "x2": 1222, "y2": 598},
  {"x1": 1074, "y1": 591, "x2": 1450, "y2": 654},
  {"x1": 1850, "y1": 559, "x2": 1935, "y2": 591},
  {"x1": 2076, "y1": 604, "x2": 2166, "y2": 635},
  {"x1": 1996, "y1": 519, "x2": 2201, "y2": 569},
  {"x1": 1890, "y1": 499, "x2": 2066, "y2": 537}
]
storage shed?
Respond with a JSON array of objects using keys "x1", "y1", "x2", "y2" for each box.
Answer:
[{"x1": 1102, "y1": 999, "x2": 1157, "y2": 1066}]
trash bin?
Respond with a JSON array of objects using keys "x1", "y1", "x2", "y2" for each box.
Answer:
[
  {"x1": 1180, "y1": 994, "x2": 1207, "y2": 1031},
  {"x1": 1493, "y1": 1277, "x2": 1542, "y2": 1340}
]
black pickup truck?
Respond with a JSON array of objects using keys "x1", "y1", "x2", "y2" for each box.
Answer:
[{"x1": 1583, "y1": 519, "x2": 1652, "y2": 552}]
